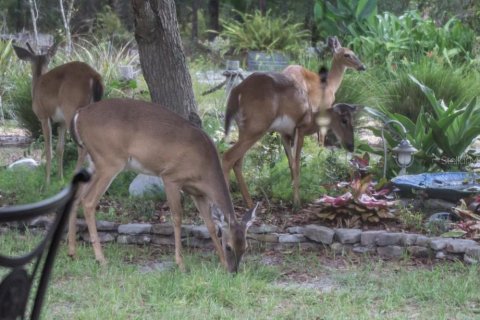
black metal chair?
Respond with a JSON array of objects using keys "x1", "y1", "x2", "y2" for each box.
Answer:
[{"x1": 0, "y1": 170, "x2": 90, "y2": 320}]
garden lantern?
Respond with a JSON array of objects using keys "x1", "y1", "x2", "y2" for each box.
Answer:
[
  {"x1": 381, "y1": 120, "x2": 418, "y2": 178},
  {"x1": 392, "y1": 138, "x2": 418, "y2": 176}
]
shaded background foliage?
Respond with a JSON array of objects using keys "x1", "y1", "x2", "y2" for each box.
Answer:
[{"x1": 1, "y1": 0, "x2": 480, "y2": 203}]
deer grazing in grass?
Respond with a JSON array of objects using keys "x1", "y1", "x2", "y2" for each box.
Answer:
[
  {"x1": 222, "y1": 36, "x2": 365, "y2": 207},
  {"x1": 68, "y1": 99, "x2": 257, "y2": 273},
  {"x1": 13, "y1": 43, "x2": 103, "y2": 185}
]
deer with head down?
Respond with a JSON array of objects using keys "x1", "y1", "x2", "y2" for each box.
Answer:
[
  {"x1": 69, "y1": 99, "x2": 257, "y2": 273},
  {"x1": 222, "y1": 37, "x2": 365, "y2": 207},
  {"x1": 13, "y1": 42, "x2": 103, "y2": 185}
]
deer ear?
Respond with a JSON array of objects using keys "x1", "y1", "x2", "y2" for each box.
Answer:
[
  {"x1": 333, "y1": 103, "x2": 357, "y2": 114},
  {"x1": 13, "y1": 45, "x2": 34, "y2": 61},
  {"x1": 211, "y1": 204, "x2": 227, "y2": 229},
  {"x1": 242, "y1": 202, "x2": 258, "y2": 230},
  {"x1": 327, "y1": 36, "x2": 341, "y2": 53}
]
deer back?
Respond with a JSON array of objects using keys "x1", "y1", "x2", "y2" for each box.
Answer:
[
  {"x1": 33, "y1": 61, "x2": 103, "y2": 124},
  {"x1": 225, "y1": 72, "x2": 311, "y2": 137},
  {"x1": 75, "y1": 99, "x2": 229, "y2": 204}
]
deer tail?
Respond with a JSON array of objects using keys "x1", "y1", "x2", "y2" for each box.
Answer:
[
  {"x1": 318, "y1": 66, "x2": 328, "y2": 88},
  {"x1": 225, "y1": 87, "x2": 240, "y2": 136}
]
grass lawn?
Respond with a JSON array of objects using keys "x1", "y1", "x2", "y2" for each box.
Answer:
[{"x1": 2, "y1": 231, "x2": 480, "y2": 320}]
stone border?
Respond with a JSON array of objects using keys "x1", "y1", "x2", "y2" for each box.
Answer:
[{"x1": 22, "y1": 217, "x2": 480, "y2": 264}]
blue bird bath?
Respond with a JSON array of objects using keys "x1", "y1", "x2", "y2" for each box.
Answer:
[{"x1": 391, "y1": 172, "x2": 480, "y2": 202}]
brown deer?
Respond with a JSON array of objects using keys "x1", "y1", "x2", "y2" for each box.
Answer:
[
  {"x1": 222, "y1": 36, "x2": 365, "y2": 208},
  {"x1": 222, "y1": 72, "x2": 357, "y2": 208},
  {"x1": 68, "y1": 99, "x2": 257, "y2": 273},
  {"x1": 13, "y1": 43, "x2": 103, "y2": 185},
  {"x1": 282, "y1": 36, "x2": 366, "y2": 145}
]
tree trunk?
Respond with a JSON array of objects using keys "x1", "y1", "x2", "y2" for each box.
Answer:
[
  {"x1": 207, "y1": 0, "x2": 219, "y2": 40},
  {"x1": 131, "y1": 0, "x2": 200, "y2": 125}
]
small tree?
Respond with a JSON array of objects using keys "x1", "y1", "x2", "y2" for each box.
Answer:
[
  {"x1": 28, "y1": 0, "x2": 39, "y2": 48},
  {"x1": 59, "y1": 0, "x2": 75, "y2": 57}
]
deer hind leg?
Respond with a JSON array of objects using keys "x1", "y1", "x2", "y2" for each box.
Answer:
[
  {"x1": 222, "y1": 133, "x2": 263, "y2": 208},
  {"x1": 164, "y1": 182, "x2": 186, "y2": 272},
  {"x1": 74, "y1": 147, "x2": 88, "y2": 173},
  {"x1": 56, "y1": 122, "x2": 67, "y2": 181},
  {"x1": 193, "y1": 195, "x2": 227, "y2": 269},
  {"x1": 40, "y1": 118, "x2": 52, "y2": 185},
  {"x1": 80, "y1": 164, "x2": 122, "y2": 265}
]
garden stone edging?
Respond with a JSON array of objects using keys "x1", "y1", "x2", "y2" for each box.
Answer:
[{"x1": 14, "y1": 219, "x2": 480, "y2": 264}]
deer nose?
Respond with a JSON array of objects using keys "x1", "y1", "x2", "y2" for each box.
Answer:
[{"x1": 357, "y1": 65, "x2": 366, "y2": 71}]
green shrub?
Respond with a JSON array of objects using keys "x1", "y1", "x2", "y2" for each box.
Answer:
[
  {"x1": 219, "y1": 10, "x2": 310, "y2": 55},
  {"x1": 363, "y1": 76, "x2": 480, "y2": 176},
  {"x1": 314, "y1": 0, "x2": 378, "y2": 39},
  {"x1": 349, "y1": 11, "x2": 476, "y2": 68},
  {"x1": 384, "y1": 60, "x2": 480, "y2": 120},
  {"x1": 94, "y1": 5, "x2": 134, "y2": 45},
  {"x1": 7, "y1": 75, "x2": 38, "y2": 137},
  {"x1": 257, "y1": 139, "x2": 350, "y2": 204}
]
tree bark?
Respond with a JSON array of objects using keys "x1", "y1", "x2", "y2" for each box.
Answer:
[{"x1": 131, "y1": 0, "x2": 200, "y2": 124}]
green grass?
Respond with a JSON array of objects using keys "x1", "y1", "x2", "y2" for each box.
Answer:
[{"x1": 2, "y1": 231, "x2": 479, "y2": 319}]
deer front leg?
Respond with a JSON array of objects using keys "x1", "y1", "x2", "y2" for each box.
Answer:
[
  {"x1": 292, "y1": 129, "x2": 305, "y2": 207},
  {"x1": 193, "y1": 196, "x2": 227, "y2": 269},
  {"x1": 164, "y1": 182, "x2": 186, "y2": 272},
  {"x1": 281, "y1": 134, "x2": 294, "y2": 180},
  {"x1": 222, "y1": 134, "x2": 262, "y2": 208},
  {"x1": 67, "y1": 178, "x2": 89, "y2": 258},
  {"x1": 40, "y1": 118, "x2": 52, "y2": 185}
]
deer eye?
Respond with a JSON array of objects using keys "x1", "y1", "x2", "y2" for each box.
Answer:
[
  {"x1": 226, "y1": 245, "x2": 232, "y2": 252},
  {"x1": 344, "y1": 53, "x2": 351, "y2": 58}
]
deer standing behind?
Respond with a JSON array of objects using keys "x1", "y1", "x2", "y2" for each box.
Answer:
[
  {"x1": 69, "y1": 99, "x2": 257, "y2": 273},
  {"x1": 222, "y1": 37, "x2": 365, "y2": 207},
  {"x1": 13, "y1": 43, "x2": 103, "y2": 185},
  {"x1": 282, "y1": 36, "x2": 366, "y2": 146},
  {"x1": 222, "y1": 73, "x2": 356, "y2": 208}
]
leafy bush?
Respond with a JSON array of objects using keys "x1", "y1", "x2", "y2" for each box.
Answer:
[
  {"x1": 363, "y1": 76, "x2": 480, "y2": 176},
  {"x1": 219, "y1": 10, "x2": 310, "y2": 55},
  {"x1": 349, "y1": 11, "x2": 476, "y2": 68},
  {"x1": 94, "y1": 5, "x2": 134, "y2": 45},
  {"x1": 314, "y1": 0, "x2": 378, "y2": 39},
  {"x1": 383, "y1": 60, "x2": 480, "y2": 120}
]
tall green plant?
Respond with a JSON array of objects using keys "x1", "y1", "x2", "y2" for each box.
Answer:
[
  {"x1": 384, "y1": 60, "x2": 480, "y2": 121},
  {"x1": 363, "y1": 76, "x2": 480, "y2": 176},
  {"x1": 410, "y1": 76, "x2": 480, "y2": 160},
  {"x1": 314, "y1": 0, "x2": 377, "y2": 38}
]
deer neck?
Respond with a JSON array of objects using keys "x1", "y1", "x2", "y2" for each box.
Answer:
[
  {"x1": 31, "y1": 63, "x2": 47, "y2": 93},
  {"x1": 327, "y1": 57, "x2": 347, "y2": 94}
]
